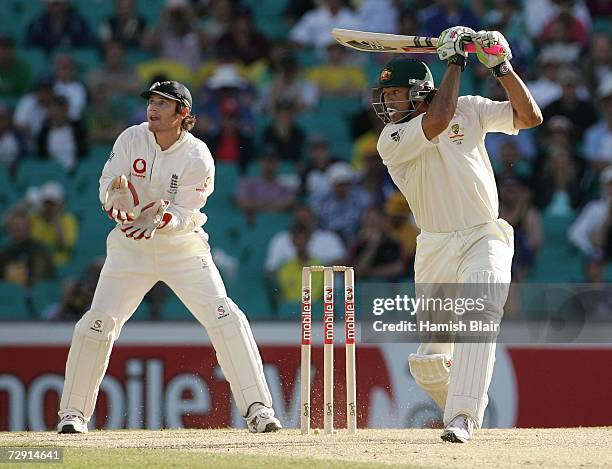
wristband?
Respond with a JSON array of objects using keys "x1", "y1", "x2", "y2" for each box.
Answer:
[
  {"x1": 447, "y1": 55, "x2": 466, "y2": 71},
  {"x1": 491, "y1": 60, "x2": 512, "y2": 78}
]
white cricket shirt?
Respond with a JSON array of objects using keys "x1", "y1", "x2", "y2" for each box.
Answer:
[
  {"x1": 377, "y1": 95, "x2": 518, "y2": 233},
  {"x1": 100, "y1": 122, "x2": 215, "y2": 234}
]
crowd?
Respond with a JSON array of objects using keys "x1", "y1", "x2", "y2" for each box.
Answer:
[{"x1": 0, "y1": 0, "x2": 610, "y2": 319}]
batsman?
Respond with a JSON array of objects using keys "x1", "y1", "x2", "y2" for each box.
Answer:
[{"x1": 373, "y1": 27, "x2": 542, "y2": 442}]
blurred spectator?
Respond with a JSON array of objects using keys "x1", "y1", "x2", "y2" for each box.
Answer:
[
  {"x1": 583, "y1": 77, "x2": 612, "y2": 171},
  {"x1": 492, "y1": 140, "x2": 532, "y2": 179},
  {"x1": 0, "y1": 206, "x2": 55, "y2": 287},
  {"x1": 384, "y1": 191, "x2": 418, "y2": 270},
  {"x1": 261, "y1": 98, "x2": 306, "y2": 165},
  {"x1": 0, "y1": 102, "x2": 24, "y2": 174},
  {"x1": 88, "y1": 40, "x2": 140, "y2": 96},
  {"x1": 29, "y1": 181, "x2": 78, "y2": 266},
  {"x1": 289, "y1": 0, "x2": 360, "y2": 51},
  {"x1": 86, "y1": 83, "x2": 128, "y2": 145},
  {"x1": 215, "y1": 7, "x2": 269, "y2": 66},
  {"x1": 275, "y1": 225, "x2": 323, "y2": 304},
  {"x1": 53, "y1": 54, "x2": 88, "y2": 120},
  {"x1": 569, "y1": 166, "x2": 612, "y2": 282},
  {"x1": 524, "y1": 0, "x2": 591, "y2": 39},
  {"x1": 236, "y1": 146, "x2": 297, "y2": 223},
  {"x1": 45, "y1": 256, "x2": 104, "y2": 321},
  {"x1": 300, "y1": 134, "x2": 341, "y2": 198},
  {"x1": 582, "y1": 32, "x2": 611, "y2": 94},
  {"x1": 265, "y1": 204, "x2": 345, "y2": 274},
  {"x1": 200, "y1": 0, "x2": 234, "y2": 43},
  {"x1": 540, "y1": 0, "x2": 590, "y2": 47},
  {"x1": 526, "y1": 49, "x2": 564, "y2": 109},
  {"x1": 499, "y1": 176, "x2": 542, "y2": 281},
  {"x1": 585, "y1": 0, "x2": 612, "y2": 16},
  {"x1": 482, "y1": 0, "x2": 533, "y2": 73},
  {"x1": 25, "y1": 0, "x2": 96, "y2": 54},
  {"x1": 37, "y1": 95, "x2": 87, "y2": 171},
  {"x1": 98, "y1": 0, "x2": 147, "y2": 48},
  {"x1": 358, "y1": 146, "x2": 396, "y2": 205},
  {"x1": 343, "y1": 206, "x2": 405, "y2": 281},
  {"x1": 13, "y1": 76, "x2": 56, "y2": 147},
  {"x1": 534, "y1": 144, "x2": 583, "y2": 215},
  {"x1": 542, "y1": 68, "x2": 598, "y2": 144},
  {"x1": 142, "y1": 0, "x2": 206, "y2": 71},
  {"x1": 203, "y1": 96, "x2": 254, "y2": 173},
  {"x1": 0, "y1": 36, "x2": 31, "y2": 97},
  {"x1": 306, "y1": 43, "x2": 366, "y2": 98},
  {"x1": 418, "y1": 0, "x2": 480, "y2": 38},
  {"x1": 262, "y1": 51, "x2": 318, "y2": 113},
  {"x1": 355, "y1": 0, "x2": 400, "y2": 34},
  {"x1": 198, "y1": 64, "x2": 256, "y2": 134},
  {"x1": 310, "y1": 162, "x2": 371, "y2": 242}
]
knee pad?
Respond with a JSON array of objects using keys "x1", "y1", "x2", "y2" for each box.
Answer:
[
  {"x1": 459, "y1": 271, "x2": 510, "y2": 322},
  {"x1": 60, "y1": 311, "x2": 117, "y2": 420},
  {"x1": 409, "y1": 353, "x2": 452, "y2": 410},
  {"x1": 203, "y1": 298, "x2": 272, "y2": 416}
]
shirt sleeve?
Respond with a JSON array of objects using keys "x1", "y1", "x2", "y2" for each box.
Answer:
[
  {"x1": 376, "y1": 114, "x2": 437, "y2": 169},
  {"x1": 158, "y1": 155, "x2": 214, "y2": 232},
  {"x1": 470, "y1": 95, "x2": 519, "y2": 135},
  {"x1": 99, "y1": 128, "x2": 132, "y2": 205}
]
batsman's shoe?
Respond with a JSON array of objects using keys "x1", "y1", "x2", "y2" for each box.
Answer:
[
  {"x1": 246, "y1": 404, "x2": 282, "y2": 433},
  {"x1": 57, "y1": 414, "x2": 88, "y2": 434},
  {"x1": 441, "y1": 415, "x2": 474, "y2": 443}
]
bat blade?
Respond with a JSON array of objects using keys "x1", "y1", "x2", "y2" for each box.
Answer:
[{"x1": 331, "y1": 28, "x2": 504, "y2": 55}]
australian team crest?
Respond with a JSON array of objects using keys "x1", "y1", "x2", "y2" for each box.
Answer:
[
  {"x1": 380, "y1": 69, "x2": 392, "y2": 82},
  {"x1": 448, "y1": 122, "x2": 465, "y2": 145}
]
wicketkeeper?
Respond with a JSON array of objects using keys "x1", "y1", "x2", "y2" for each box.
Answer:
[
  {"x1": 373, "y1": 27, "x2": 542, "y2": 442},
  {"x1": 57, "y1": 81, "x2": 281, "y2": 434}
]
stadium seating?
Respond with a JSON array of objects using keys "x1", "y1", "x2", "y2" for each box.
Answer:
[
  {"x1": 15, "y1": 160, "x2": 69, "y2": 192},
  {"x1": 0, "y1": 282, "x2": 30, "y2": 320},
  {"x1": 31, "y1": 279, "x2": 62, "y2": 319}
]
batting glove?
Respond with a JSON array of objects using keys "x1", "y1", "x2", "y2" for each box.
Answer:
[
  {"x1": 436, "y1": 26, "x2": 475, "y2": 71},
  {"x1": 103, "y1": 175, "x2": 138, "y2": 223},
  {"x1": 473, "y1": 30, "x2": 513, "y2": 77},
  {"x1": 120, "y1": 199, "x2": 169, "y2": 240}
]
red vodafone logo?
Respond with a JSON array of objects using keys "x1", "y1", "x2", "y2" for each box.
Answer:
[{"x1": 133, "y1": 158, "x2": 146, "y2": 175}]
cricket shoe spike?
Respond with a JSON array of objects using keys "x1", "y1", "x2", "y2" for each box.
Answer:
[
  {"x1": 57, "y1": 414, "x2": 88, "y2": 434},
  {"x1": 441, "y1": 414, "x2": 474, "y2": 443},
  {"x1": 246, "y1": 403, "x2": 282, "y2": 433}
]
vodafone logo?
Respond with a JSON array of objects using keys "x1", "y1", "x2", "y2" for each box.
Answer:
[{"x1": 132, "y1": 158, "x2": 146, "y2": 178}]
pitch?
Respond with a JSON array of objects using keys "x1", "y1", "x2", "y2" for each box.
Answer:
[{"x1": 1, "y1": 428, "x2": 611, "y2": 468}]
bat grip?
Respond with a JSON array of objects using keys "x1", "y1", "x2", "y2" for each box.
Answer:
[{"x1": 465, "y1": 43, "x2": 504, "y2": 55}]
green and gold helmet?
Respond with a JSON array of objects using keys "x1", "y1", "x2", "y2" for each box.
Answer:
[{"x1": 372, "y1": 58, "x2": 436, "y2": 124}]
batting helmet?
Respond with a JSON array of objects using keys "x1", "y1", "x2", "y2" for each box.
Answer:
[{"x1": 372, "y1": 58, "x2": 436, "y2": 124}]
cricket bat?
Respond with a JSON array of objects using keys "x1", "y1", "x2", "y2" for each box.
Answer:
[{"x1": 331, "y1": 28, "x2": 505, "y2": 55}]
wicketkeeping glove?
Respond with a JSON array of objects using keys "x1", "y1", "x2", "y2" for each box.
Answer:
[
  {"x1": 120, "y1": 199, "x2": 169, "y2": 240},
  {"x1": 473, "y1": 30, "x2": 513, "y2": 77},
  {"x1": 103, "y1": 175, "x2": 138, "y2": 223},
  {"x1": 436, "y1": 26, "x2": 475, "y2": 71}
]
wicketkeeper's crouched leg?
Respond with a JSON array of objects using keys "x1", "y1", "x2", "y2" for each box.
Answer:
[{"x1": 189, "y1": 297, "x2": 273, "y2": 416}]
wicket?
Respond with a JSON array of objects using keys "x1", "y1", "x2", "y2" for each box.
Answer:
[{"x1": 300, "y1": 265, "x2": 356, "y2": 435}]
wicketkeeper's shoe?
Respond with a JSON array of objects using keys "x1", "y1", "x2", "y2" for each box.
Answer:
[
  {"x1": 245, "y1": 404, "x2": 282, "y2": 433},
  {"x1": 441, "y1": 414, "x2": 474, "y2": 443},
  {"x1": 57, "y1": 414, "x2": 88, "y2": 434}
]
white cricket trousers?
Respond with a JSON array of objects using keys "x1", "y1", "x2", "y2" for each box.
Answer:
[
  {"x1": 414, "y1": 219, "x2": 514, "y2": 428},
  {"x1": 59, "y1": 227, "x2": 273, "y2": 423}
]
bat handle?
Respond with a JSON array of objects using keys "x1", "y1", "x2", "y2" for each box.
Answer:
[{"x1": 465, "y1": 43, "x2": 505, "y2": 55}]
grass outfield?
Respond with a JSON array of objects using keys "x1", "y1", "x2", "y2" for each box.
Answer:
[{"x1": 1, "y1": 428, "x2": 612, "y2": 468}]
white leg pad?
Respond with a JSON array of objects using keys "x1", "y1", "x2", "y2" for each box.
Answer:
[
  {"x1": 445, "y1": 271, "x2": 507, "y2": 428},
  {"x1": 59, "y1": 310, "x2": 117, "y2": 421},
  {"x1": 200, "y1": 298, "x2": 272, "y2": 416},
  {"x1": 408, "y1": 353, "x2": 452, "y2": 410}
]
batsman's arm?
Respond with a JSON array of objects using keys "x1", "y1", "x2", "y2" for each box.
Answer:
[
  {"x1": 422, "y1": 64, "x2": 462, "y2": 140},
  {"x1": 497, "y1": 71, "x2": 543, "y2": 130}
]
